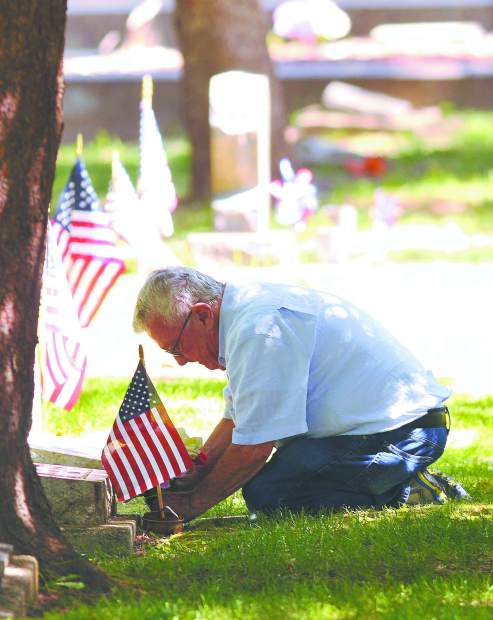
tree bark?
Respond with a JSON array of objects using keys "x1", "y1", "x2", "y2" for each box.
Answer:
[
  {"x1": 175, "y1": 0, "x2": 289, "y2": 200},
  {"x1": 0, "y1": 1, "x2": 108, "y2": 589}
]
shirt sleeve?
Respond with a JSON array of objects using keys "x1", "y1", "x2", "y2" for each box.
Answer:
[
  {"x1": 226, "y1": 307, "x2": 317, "y2": 445},
  {"x1": 223, "y1": 384, "x2": 234, "y2": 420}
]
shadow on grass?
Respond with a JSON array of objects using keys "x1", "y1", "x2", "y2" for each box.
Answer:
[{"x1": 42, "y1": 502, "x2": 493, "y2": 619}]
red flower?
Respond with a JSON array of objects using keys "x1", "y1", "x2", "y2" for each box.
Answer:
[
  {"x1": 343, "y1": 156, "x2": 387, "y2": 177},
  {"x1": 364, "y1": 156, "x2": 387, "y2": 177}
]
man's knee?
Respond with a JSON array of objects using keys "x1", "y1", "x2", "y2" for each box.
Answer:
[{"x1": 242, "y1": 475, "x2": 278, "y2": 512}]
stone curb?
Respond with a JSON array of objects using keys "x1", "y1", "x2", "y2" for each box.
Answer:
[
  {"x1": 0, "y1": 552, "x2": 38, "y2": 619},
  {"x1": 33, "y1": 463, "x2": 141, "y2": 556},
  {"x1": 63, "y1": 514, "x2": 140, "y2": 556}
]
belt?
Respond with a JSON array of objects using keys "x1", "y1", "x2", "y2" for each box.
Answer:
[{"x1": 402, "y1": 407, "x2": 450, "y2": 430}]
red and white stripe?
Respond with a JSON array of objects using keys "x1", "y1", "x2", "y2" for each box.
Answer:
[
  {"x1": 52, "y1": 221, "x2": 70, "y2": 262},
  {"x1": 39, "y1": 222, "x2": 87, "y2": 411},
  {"x1": 43, "y1": 331, "x2": 87, "y2": 410},
  {"x1": 102, "y1": 407, "x2": 191, "y2": 502},
  {"x1": 54, "y1": 210, "x2": 125, "y2": 327}
]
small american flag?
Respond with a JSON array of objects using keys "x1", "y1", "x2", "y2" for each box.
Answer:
[
  {"x1": 101, "y1": 361, "x2": 192, "y2": 502},
  {"x1": 138, "y1": 79, "x2": 177, "y2": 239},
  {"x1": 53, "y1": 158, "x2": 125, "y2": 327},
  {"x1": 39, "y1": 221, "x2": 87, "y2": 411}
]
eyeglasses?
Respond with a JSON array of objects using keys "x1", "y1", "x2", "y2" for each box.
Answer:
[{"x1": 164, "y1": 310, "x2": 192, "y2": 357}]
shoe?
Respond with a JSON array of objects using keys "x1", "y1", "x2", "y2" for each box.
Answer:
[
  {"x1": 407, "y1": 469, "x2": 471, "y2": 505},
  {"x1": 428, "y1": 469, "x2": 471, "y2": 501}
]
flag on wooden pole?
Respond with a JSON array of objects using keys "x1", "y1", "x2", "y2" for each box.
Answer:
[
  {"x1": 52, "y1": 150, "x2": 125, "y2": 327},
  {"x1": 101, "y1": 359, "x2": 192, "y2": 502},
  {"x1": 104, "y1": 150, "x2": 142, "y2": 245},
  {"x1": 39, "y1": 221, "x2": 87, "y2": 411},
  {"x1": 138, "y1": 74, "x2": 177, "y2": 238}
]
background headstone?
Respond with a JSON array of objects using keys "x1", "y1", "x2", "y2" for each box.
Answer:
[{"x1": 209, "y1": 70, "x2": 271, "y2": 232}]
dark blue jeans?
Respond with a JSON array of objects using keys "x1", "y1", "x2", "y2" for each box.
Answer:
[{"x1": 242, "y1": 426, "x2": 448, "y2": 513}]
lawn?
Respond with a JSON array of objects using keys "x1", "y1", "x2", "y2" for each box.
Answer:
[
  {"x1": 38, "y1": 110, "x2": 493, "y2": 616},
  {"x1": 39, "y1": 380, "x2": 493, "y2": 619},
  {"x1": 52, "y1": 109, "x2": 493, "y2": 264}
]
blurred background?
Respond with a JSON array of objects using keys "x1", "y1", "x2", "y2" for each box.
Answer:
[{"x1": 47, "y1": 0, "x2": 493, "y2": 404}]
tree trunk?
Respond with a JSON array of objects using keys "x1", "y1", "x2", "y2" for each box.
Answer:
[
  {"x1": 0, "y1": 1, "x2": 108, "y2": 589},
  {"x1": 175, "y1": 0, "x2": 289, "y2": 200}
]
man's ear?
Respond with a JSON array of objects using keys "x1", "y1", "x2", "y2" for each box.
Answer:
[{"x1": 191, "y1": 302, "x2": 213, "y2": 326}]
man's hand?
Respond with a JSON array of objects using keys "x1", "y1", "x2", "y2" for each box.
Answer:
[
  {"x1": 148, "y1": 440, "x2": 274, "y2": 522},
  {"x1": 145, "y1": 488, "x2": 197, "y2": 521},
  {"x1": 162, "y1": 491, "x2": 195, "y2": 521},
  {"x1": 170, "y1": 462, "x2": 204, "y2": 491}
]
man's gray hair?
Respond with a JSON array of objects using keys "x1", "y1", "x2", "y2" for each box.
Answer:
[{"x1": 133, "y1": 267, "x2": 224, "y2": 333}]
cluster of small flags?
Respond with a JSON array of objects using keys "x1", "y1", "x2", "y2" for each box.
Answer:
[{"x1": 38, "y1": 75, "x2": 177, "y2": 412}]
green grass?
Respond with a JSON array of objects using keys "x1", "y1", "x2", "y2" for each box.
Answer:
[
  {"x1": 53, "y1": 110, "x2": 493, "y2": 264},
  {"x1": 39, "y1": 112, "x2": 493, "y2": 615},
  {"x1": 305, "y1": 111, "x2": 493, "y2": 235},
  {"x1": 44, "y1": 509, "x2": 493, "y2": 619},
  {"x1": 43, "y1": 377, "x2": 226, "y2": 438},
  {"x1": 388, "y1": 246, "x2": 493, "y2": 264},
  {"x1": 39, "y1": 384, "x2": 493, "y2": 619},
  {"x1": 297, "y1": 110, "x2": 493, "y2": 264}
]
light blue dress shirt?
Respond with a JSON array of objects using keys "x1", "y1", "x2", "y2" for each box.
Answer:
[{"x1": 218, "y1": 282, "x2": 451, "y2": 445}]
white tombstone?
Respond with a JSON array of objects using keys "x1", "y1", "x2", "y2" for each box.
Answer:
[{"x1": 209, "y1": 71, "x2": 271, "y2": 233}]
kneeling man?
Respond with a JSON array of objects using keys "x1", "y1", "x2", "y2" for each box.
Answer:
[{"x1": 133, "y1": 267, "x2": 469, "y2": 520}]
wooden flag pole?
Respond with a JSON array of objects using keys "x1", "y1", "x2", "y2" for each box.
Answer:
[
  {"x1": 142, "y1": 74, "x2": 153, "y2": 104},
  {"x1": 139, "y1": 344, "x2": 166, "y2": 520},
  {"x1": 76, "y1": 133, "x2": 83, "y2": 158}
]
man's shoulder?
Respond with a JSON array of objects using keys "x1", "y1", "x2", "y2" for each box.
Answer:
[
  {"x1": 226, "y1": 281, "x2": 326, "y2": 314},
  {"x1": 224, "y1": 285, "x2": 320, "y2": 355}
]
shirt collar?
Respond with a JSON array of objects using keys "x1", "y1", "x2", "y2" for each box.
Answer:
[{"x1": 218, "y1": 282, "x2": 236, "y2": 368}]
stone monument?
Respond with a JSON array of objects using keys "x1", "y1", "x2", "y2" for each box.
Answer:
[{"x1": 209, "y1": 70, "x2": 271, "y2": 233}]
